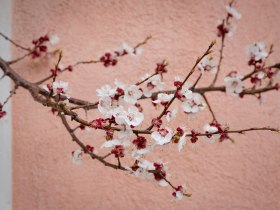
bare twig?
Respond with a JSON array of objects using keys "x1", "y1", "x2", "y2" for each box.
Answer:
[
  {"x1": 201, "y1": 93, "x2": 217, "y2": 122},
  {"x1": 211, "y1": 35, "x2": 225, "y2": 86},
  {"x1": 0, "y1": 32, "x2": 31, "y2": 51},
  {"x1": 191, "y1": 73, "x2": 203, "y2": 90},
  {"x1": 1, "y1": 85, "x2": 19, "y2": 107}
]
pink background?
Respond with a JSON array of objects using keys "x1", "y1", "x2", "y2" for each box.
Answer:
[{"x1": 12, "y1": 0, "x2": 280, "y2": 209}]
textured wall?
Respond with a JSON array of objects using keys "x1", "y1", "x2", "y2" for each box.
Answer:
[{"x1": 12, "y1": 0, "x2": 280, "y2": 209}]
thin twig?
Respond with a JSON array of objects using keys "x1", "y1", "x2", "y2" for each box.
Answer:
[
  {"x1": 7, "y1": 52, "x2": 33, "y2": 65},
  {"x1": 211, "y1": 35, "x2": 225, "y2": 86},
  {"x1": 101, "y1": 153, "x2": 112, "y2": 160},
  {"x1": 156, "y1": 172, "x2": 192, "y2": 197},
  {"x1": 201, "y1": 93, "x2": 217, "y2": 122},
  {"x1": 0, "y1": 32, "x2": 31, "y2": 51},
  {"x1": 117, "y1": 157, "x2": 122, "y2": 168},
  {"x1": 191, "y1": 73, "x2": 203, "y2": 90},
  {"x1": 1, "y1": 85, "x2": 19, "y2": 107}
]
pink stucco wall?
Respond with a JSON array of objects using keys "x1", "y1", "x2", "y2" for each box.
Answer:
[{"x1": 12, "y1": 0, "x2": 280, "y2": 209}]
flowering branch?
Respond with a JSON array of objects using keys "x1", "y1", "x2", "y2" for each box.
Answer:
[
  {"x1": 0, "y1": 0, "x2": 279, "y2": 200},
  {"x1": 35, "y1": 35, "x2": 152, "y2": 85},
  {"x1": 60, "y1": 112, "x2": 193, "y2": 197},
  {"x1": 146, "y1": 40, "x2": 215, "y2": 131}
]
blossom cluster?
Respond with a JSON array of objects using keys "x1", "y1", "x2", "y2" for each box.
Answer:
[
  {"x1": 99, "y1": 43, "x2": 142, "y2": 67},
  {"x1": 43, "y1": 80, "x2": 70, "y2": 98},
  {"x1": 216, "y1": 4, "x2": 241, "y2": 37},
  {"x1": 247, "y1": 42, "x2": 268, "y2": 67},
  {"x1": 31, "y1": 34, "x2": 59, "y2": 58},
  {"x1": 67, "y1": 2, "x2": 278, "y2": 200},
  {"x1": 1, "y1": 0, "x2": 279, "y2": 201}
]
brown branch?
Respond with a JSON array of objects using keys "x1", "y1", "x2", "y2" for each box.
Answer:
[
  {"x1": 133, "y1": 35, "x2": 152, "y2": 51},
  {"x1": 52, "y1": 51, "x2": 63, "y2": 82},
  {"x1": 69, "y1": 102, "x2": 98, "y2": 111},
  {"x1": 1, "y1": 55, "x2": 277, "y2": 115},
  {"x1": 1, "y1": 31, "x2": 279, "y2": 200}
]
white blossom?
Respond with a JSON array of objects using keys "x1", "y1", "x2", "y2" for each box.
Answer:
[
  {"x1": 247, "y1": 42, "x2": 268, "y2": 63},
  {"x1": 224, "y1": 76, "x2": 243, "y2": 95},
  {"x1": 174, "y1": 75, "x2": 182, "y2": 82},
  {"x1": 141, "y1": 73, "x2": 151, "y2": 81},
  {"x1": 123, "y1": 106, "x2": 144, "y2": 127},
  {"x1": 118, "y1": 128, "x2": 134, "y2": 141},
  {"x1": 101, "y1": 139, "x2": 121, "y2": 148},
  {"x1": 174, "y1": 190, "x2": 184, "y2": 200},
  {"x1": 203, "y1": 124, "x2": 220, "y2": 143},
  {"x1": 71, "y1": 149, "x2": 83, "y2": 165},
  {"x1": 274, "y1": 70, "x2": 280, "y2": 79},
  {"x1": 148, "y1": 75, "x2": 165, "y2": 91},
  {"x1": 153, "y1": 93, "x2": 174, "y2": 105},
  {"x1": 114, "y1": 79, "x2": 127, "y2": 90},
  {"x1": 181, "y1": 93, "x2": 204, "y2": 114},
  {"x1": 49, "y1": 35, "x2": 60, "y2": 46},
  {"x1": 143, "y1": 75, "x2": 165, "y2": 97},
  {"x1": 143, "y1": 89, "x2": 153, "y2": 98},
  {"x1": 98, "y1": 96, "x2": 114, "y2": 118},
  {"x1": 132, "y1": 146, "x2": 153, "y2": 159},
  {"x1": 159, "y1": 180, "x2": 169, "y2": 187},
  {"x1": 178, "y1": 132, "x2": 187, "y2": 152},
  {"x1": 132, "y1": 48, "x2": 142, "y2": 57},
  {"x1": 52, "y1": 81, "x2": 70, "y2": 98},
  {"x1": 226, "y1": 5, "x2": 242, "y2": 19},
  {"x1": 178, "y1": 83, "x2": 193, "y2": 100},
  {"x1": 166, "y1": 106, "x2": 178, "y2": 122},
  {"x1": 113, "y1": 106, "x2": 144, "y2": 127},
  {"x1": 138, "y1": 160, "x2": 155, "y2": 170},
  {"x1": 173, "y1": 185, "x2": 187, "y2": 200},
  {"x1": 124, "y1": 85, "x2": 142, "y2": 104},
  {"x1": 198, "y1": 56, "x2": 217, "y2": 74},
  {"x1": 257, "y1": 71, "x2": 265, "y2": 79},
  {"x1": 112, "y1": 106, "x2": 127, "y2": 125},
  {"x1": 118, "y1": 43, "x2": 142, "y2": 58},
  {"x1": 121, "y1": 42, "x2": 134, "y2": 55},
  {"x1": 96, "y1": 84, "x2": 116, "y2": 98},
  {"x1": 151, "y1": 128, "x2": 173, "y2": 145}
]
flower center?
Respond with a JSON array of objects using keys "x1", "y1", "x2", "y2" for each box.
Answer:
[{"x1": 232, "y1": 81, "x2": 238, "y2": 88}]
